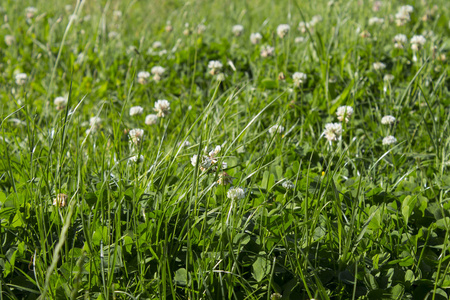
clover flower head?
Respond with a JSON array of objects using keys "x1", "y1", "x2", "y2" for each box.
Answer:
[
  {"x1": 130, "y1": 106, "x2": 144, "y2": 116},
  {"x1": 208, "y1": 60, "x2": 223, "y2": 75},
  {"x1": 336, "y1": 106, "x2": 353, "y2": 123},
  {"x1": 54, "y1": 96, "x2": 68, "y2": 110},
  {"x1": 382, "y1": 135, "x2": 397, "y2": 145},
  {"x1": 15, "y1": 73, "x2": 27, "y2": 85},
  {"x1": 129, "y1": 128, "x2": 144, "y2": 144},
  {"x1": 383, "y1": 74, "x2": 395, "y2": 82},
  {"x1": 250, "y1": 32, "x2": 262, "y2": 44},
  {"x1": 260, "y1": 45, "x2": 275, "y2": 58},
  {"x1": 145, "y1": 114, "x2": 158, "y2": 125},
  {"x1": 381, "y1": 115, "x2": 396, "y2": 125},
  {"x1": 268, "y1": 125, "x2": 285, "y2": 135},
  {"x1": 282, "y1": 180, "x2": 295, "y2": 190},
  {"x1": 227, "y1": 187, "x2": 246, "y2": 200},
  {"x1": 368, "y1": 17, "x2": 384, "y2": 25},
  {"x1": 293, "y1": 72, "x2": 307, "y2": 86},
  {"x1": 277, "y1": 24, "x2": 290, "y2": 38},
  {"x1": 153, "y1": 100, "x2": 170, "y2": 117},
  {"x1": 232, "y1": 24, "x2": 244, "y2": 36},
  {"x1": 137, "y1": 71, "x2": 150, "y2": 84},
  {"x1": 323, "y1": 123, "x2": 342, "y2": 142},
  {"x1": 373, "y1": 62, "x2": 386, "y2": 70},
  {"x1": 4, "y1": 35, "x2": 15, "y2": 46}
]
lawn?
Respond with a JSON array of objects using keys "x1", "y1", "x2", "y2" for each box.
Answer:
[{"x1": 0, "y1": 0, "x2": 449, "y2": 299}]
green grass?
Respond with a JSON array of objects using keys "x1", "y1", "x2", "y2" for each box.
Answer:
[{"x1": 0, "y1": 0, "x2": 449, "y2": 299}]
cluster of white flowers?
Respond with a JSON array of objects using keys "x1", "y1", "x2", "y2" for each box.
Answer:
[
  {"x1": 294, "y1": 36, "x2": 305, "y2": 43},
  {"x1": 113, "y1": 10, "x2": 122, "y2": 20},
  {"x1": 137, "y1": 71, "x2": 150, "y2": 85},
  {"x1": 298, "y1": 15, "x2": 322, "y2": 33},
  {"x1": 250, "y1": 32, "x2": 262, "y2": 44},
  {"x1": 393, "y1": 34, "x2": 407, "y2": 49},
  {"x1": 382, "y1": 135, "x2": 397, "y2": 145},
  {"x1": 145, "y1": 114, "x2": 158, "y2": 125},
  {"x1": 268, "y1": 124, "x2": 285, "y2": 135},
  {"x1": 260, "y1": 45, "x2": 275, "y2": 58},
  {"x1": 15, "y1": 73, "x2": 27, "y2": 85},
  {"x1": 151, "y1": 66, "x2": 165, "y2": 82},
  {"x1": 292, "y1": 72, "x2": 307, "y2": 87},
  {"x1": 383, "y1": 74, "x2": 395, "y2": 82},
  {"x1": 154, "y1": 100, "x2": 170, "y2": 117},
  {"x1": 395, "y1": 5, "x2": 413, "y2": 26},
  {"x1": 208, "y1": 60, "x2": 223, "y2": 75},
  {"x1": 232, "y1": 25, "x2": 244, "y2": 36},
  {"x1": 373, "y1": 62, "x2": 386, "y2": 71},
  {"x1": 129, "y1": 154, "x2": 144, "y2": 164},
  {"x1": 26, "y1": 7, "x2": 38, "y2": 19},
  {"x1": 227, "y1": 187, "x2": 245, "y2": 200},
  {"x1": 129, "y1": 128, "x2": 144, "y2": 145},
  {"x1": 130, "y1": 106, "x2": 144, "y2": 116},
  {"x1": 277, "y1": 24, "x2": 290, "y2": 38},
  {"x1": 282, "y1": 180, "x2": 295, "y2": 190},
  {"x1": 4, "y1": 35, "x2": 15, "y2": 46},
  {"x1": 323, "y1": 123, "x2": 343, "y2": 143},
  {"x1": 410, "y1": 35, "x2": 426, "y2": 51},
  {"x1": 381, "y1": 115, "x2": 396, "y2": 125},
  {"x1": 54, "y1": 96, "x2": 68, "y2": 110},
  {"x1": 368, "y1": 17, "x2": 384, "y2": 25},
  {"x1": 190, "y1": 145, "x2": 229, "y2": 183},
  {"x1": 336, "y1": 106, "x2": 354, "y2": 123}
]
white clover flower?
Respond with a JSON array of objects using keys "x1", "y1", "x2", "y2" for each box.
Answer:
[
  {"x1": 310, "y1": 15, "x2": 323, "y2": 26},
  {"x1": 381, "y1": 115, "x2": 396, "y2": 125},
  {"x1": 15, "y1": 73, "x2": 27, "y2": 85},
  {"x1": 323, "y1": 123, "x2": 342, "y2": 142},
  {"x1": 130, "y1": 106, "x2": 144, "y2": 116},
  {"x1": 277, "y1": 24, "x2": 290, "y2": 38},
  {"x1": 216, "y1": 73, "x2": 225, "y2": 81},
  {"x1": 393, "y1": 34, "x2": 407, "y2": 44},
  {"x1": 208, "y1": 145, "x2": 222, "y2": 158},
  {"x1": 26, "y1": 7, "x2": 38, "y2": 19},
  {"x1": 227, "y1": 187, "x2": 246, "y2": 200},
  {"x1": 129, "y1": 155, "x2": 144, "y2": 163},
  {"x1": 137, "y1": 71, "x2": 150, "y2": 85},
  {"x1": 165, "y1": 23, "x2": 173, "y2": 32},
  {"x1": 282, "y1": 180, "x2": 295, "y2": 189},
  {"x1": 383, "y1": 74, "x2": 395, "y2": 82},
  {"x1": 129, "y1": 128, "x2": 144, "y2": 144},
  {"x1": 410, "y1": 35, "x2": 426, "y2": 50},
  {"x1": 152, "y1": 41, "x2": 162, "y2": 49},
  {"x1": 336, "y1": 106, "x2": 353, "y2": 123},
  {"x1": 191, "y1": 155, "x2": 212, "y2": 170},
  {"x1": 292, "y1": 72, "x2": 307, "y2": 86},
  {"x1": 4, "y1": 35, "x2": 15, "y2": 46},
  {"x1": 373, "y1": 62, "x2": 386, "y2": 70},
  {"x1": 54, "y1": 96, "x2": 68, "y2": 110},
  {"x1": 382, "y1": 135, "x2": 397, "y2": 145},
  {"x1": 208, "y1": 60, "x2": 223, "y2": 75},
  {"x1": 399, "y1": 5, "x2": 414, "y2": 13},
  {"x1": 250, "y1": 32, "x2": 262, "y2": 44},
  {"x1": 298, "y1": 21, "x2": 310, "y2": 33},
  {"x1": 53, "y1": 193, "x2": 68, "y2": 207},
  {"x1": 232, "y1": 24, "x2": 244, "y2": 36},
  {"x1": 260, "y1": 45, "x2": 275, "y2": 58},
  {"x1": 153, "y1": 100, "x2": 170, "y2": 117},
  {"x1": 145, "y1": 114, "x2": 158, "y2": 125},
  {"x1": 294, "y1": 36, "x2": 305, "y2": 43},
  {"x1": 151, "y1": 66, "x2": 165, "y2": 81},
  {"x1": 268, "y1": 124, "x2": 285, "y2": 135},
  {"x1": 368, "y1": 17, "x2": 384, "y2": 25},
  {"x1": 197, "y1": 24, "x2": 207, "y2": 34}
]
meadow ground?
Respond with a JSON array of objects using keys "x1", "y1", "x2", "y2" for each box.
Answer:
[{"x1": 0, "y1": 0, "x2": 449, "y2": 299}]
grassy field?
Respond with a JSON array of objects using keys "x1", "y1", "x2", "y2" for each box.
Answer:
[{"x1": 0, "y1": 0, "x2": 449, "y2": 299}]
